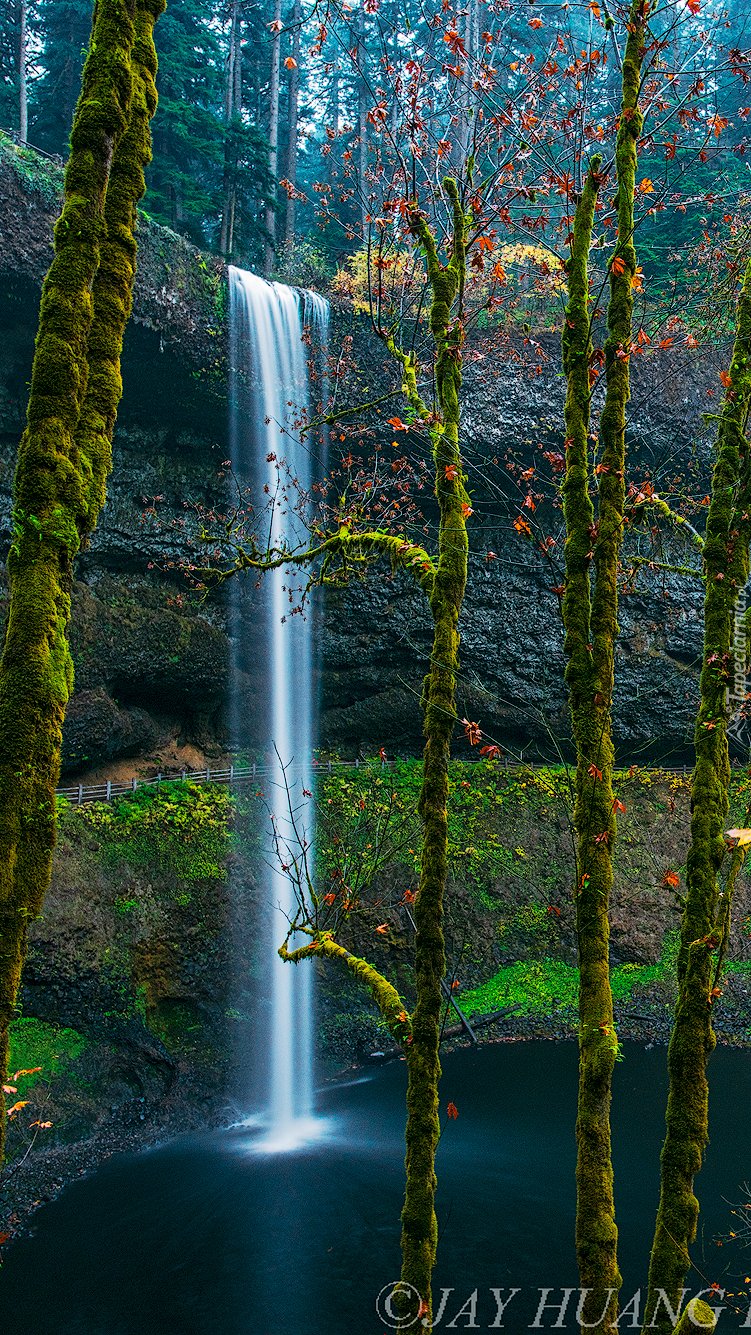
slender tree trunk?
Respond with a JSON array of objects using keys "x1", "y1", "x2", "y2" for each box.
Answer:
[
  {"x1": 357, "y1": 4, "x2": 368, "y2": 238},
  {"x1": 643, "y1": 261, "x2": 751, "y2": 1335},
  {"x1": 220, "y1": 0, "x2": 241, "y2": 258},
  {"x1": 264, "y1": 0, "x2": 282, "y2": 276},
  {"x1": 560, "y1": 2, "x2": 646, "y2": 1327},
  {"x1": 0, "y1": 0, "x2": 164, "y2": 1165},
  {"x1": 284, "y1": 0, "x2": 301, "y2": 248},
  {"x1": 18, "y1": 0, "x2": 27, "y2": 144}
]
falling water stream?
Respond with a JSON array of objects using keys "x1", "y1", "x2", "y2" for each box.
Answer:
[{"x1": 228, "y1": 266, "x2": 329, "y2": 1148}]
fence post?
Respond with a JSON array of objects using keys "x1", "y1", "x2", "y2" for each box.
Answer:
[
  {"x1": 252, "y1": 762, "x2": 256, "y2": 780},
  {"x1": 206, "y1": 766, "x2": 210, "y2": 783},
  {"x1": 132, "y1": 776, "x2": 137, "y2": 792},
  {"x1": 328, "y1": 758, "x2": 332, "y2": 774},
  {"x1": 230, "y1": 764, "x2": 233, "y2": 783},
  {"x1": 106, "y1": 780, "x2": 111, "y2": 801},
  {"x1": 78, "y1": 783, "x2": 83, "y2": 805},
  {"x1": 158, "y1": 773, "x2": 162, "y2": 786}
]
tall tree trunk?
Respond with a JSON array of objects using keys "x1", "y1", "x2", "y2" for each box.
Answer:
[
  {"x1": 264, "y1": 0, "x2": 282, "y2": 276},
  {"x1": 284, "y1": 0, "x2": 301, "y2": 248},
  {"x1": 0, "y1": 0, "x2": 164, "y2": 1165},
  {"x1": 220, "y1": 0, "x2": 241, "y2": 258},
  {"x1": 643, "y1": 261, "x2": 751, "y2": 1335},
  {"x1": 560, "y1": 1, "x2": 646, "y2": 1328},
  {"x1": 357, "y1": 3, "x2": 368, "y2": 239},
  {"x1": 17, "y1": 0, "x2": 27, "y2": 144}
]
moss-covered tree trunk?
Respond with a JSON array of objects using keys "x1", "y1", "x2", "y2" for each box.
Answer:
[
  {"x1": 397, "y1": 181, "x2": 469, "y2": 1328},
  {"x1": 561, "y1": 3, "x2": 646, "y2": 1326},
  {"x1": 643, "y1": 260, "x2": 751, "y2": 1334},
  {"x1": 0, "y1": 0, "x2": 164, "y2": 1163}
]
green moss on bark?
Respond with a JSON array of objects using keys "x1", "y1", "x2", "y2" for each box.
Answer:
[
  {"x1": 644, "y1": 259, "x2": 751, "y2": 1334},
  {"x1": 0, "y1": 0, "x2": 164, "y2": 1163}
]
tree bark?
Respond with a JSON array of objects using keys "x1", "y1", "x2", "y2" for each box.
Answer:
[
  {"x1": 643, "y1": 259, "x2": 751, "y2": 1335},
  {"x1": 284, "y1": 0, "x2": 301, "y2": 248},
  {"x1": 220, "y1": 0, "x2": 241, "y2": 258},
  {"x1": 0, "y1": 0, "x2": 164, "y2": 1165},
  {"x1": 357, "y1": 3, "x2": 368, "y2": 238},
  {"x1": 560, "y1": 1, "x2": 647, "y2": 1326},
  {"x1": 264, "y1": 0, "x2": 282, "y2": 277},
  {"x1": 18, "y1": 0, "x2": 27, "y2": 144}
]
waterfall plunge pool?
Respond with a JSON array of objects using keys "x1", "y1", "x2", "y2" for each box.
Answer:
[{"x1": 3, "y1": 1040, "x2": 751, "y2": 1334}]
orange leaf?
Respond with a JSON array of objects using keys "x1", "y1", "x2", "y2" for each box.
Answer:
[
  {"x1": 284, "y1": 56, "x2": 297, "y2": 68},
  {"x1": 513, "y1": 517, "x2": 532, "y2": 537},
  {"x1": 462, "y1": 502, "x2": 473, "y2": 518},
  {"x1": 462, "y1": 717, "x2": 483, "y2": 745},
  {"x1": 639, "y1": 178, "x2": 654, "y2": 193},
  {"x1": 588, "y1": 763, "x2": 603, "y2": 781},
  {"x1": 528, "y1": 16, "x2": 543, "y2": 26},
  {"x1": 613, "y1": 797, "x2": 626, "y2": 814},
  {"x1": 376, "y1": 923, "x2": 389, "y2": 934},
  {"x1": 444, "y1": 463, "x2": 459, "y2": 481},
  {"x1": 387, "y1": 416, "x2": 408, "y2": 431},
  {"x1": 12, "y1": 1068, "x2": 42, "y2": 1080},
  {"x1": 610, "y1": 256, "x2": 626, "y2": 275},
  {"x1": 720, "y1": 370, "x2": 732, "y2": 388},
  {"x1": 447, "y1": 1102, "x2": 459, "y2": 1120}
]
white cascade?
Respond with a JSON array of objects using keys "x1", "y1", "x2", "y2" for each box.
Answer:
[{"x1": 228, "y1": 265, "x2": 329, "y2": 1150}]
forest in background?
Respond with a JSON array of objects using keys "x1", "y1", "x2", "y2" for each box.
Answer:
[{"x1": 1, "y1": 0, "x2": 750, "y2": 295}]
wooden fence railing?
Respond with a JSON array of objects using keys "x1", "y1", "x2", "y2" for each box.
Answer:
[{"x1": 55, "y1": 756, "x2": 701, "y2": 807}]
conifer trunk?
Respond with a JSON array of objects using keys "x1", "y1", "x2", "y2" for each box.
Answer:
[
  {"x1": 643, "y1": 260, "x2": 751, "y2": 1335},
  {"x1": 264, "y1": 0, "x2": 282, "y2": 276},
  {"x1": 0, "y1": 0, "x2": 164, "y2": 1165},
  {"x1": 284, "y1": 0, "x2": 301, "y2": 247}
]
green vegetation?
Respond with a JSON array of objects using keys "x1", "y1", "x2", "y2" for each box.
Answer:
[
  {"x1": 459, "y1": 930, "x2": 683, "y2": 1020},
  {"x1": 8, "y1": 1017, "x2": 88, "y2": 1096},
  {"x1": 73, "y1": 781, "x2": 233, "y2": 885}
]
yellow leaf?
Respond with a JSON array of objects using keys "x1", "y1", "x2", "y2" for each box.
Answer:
[{"x1": 725, "y1": 828, "x2": 751, "y2": 847}]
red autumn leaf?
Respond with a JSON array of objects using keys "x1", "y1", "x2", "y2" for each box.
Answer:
[
  {"x1": 12, "y1": 1068, "x2": 41, "y2": 1080},
  {"x1": 613, "y1": 797, "x2": 626, "y2": 814},
  {"x1": 379, "y1": 747, "x2": 388, "y2": 761},
  {"x1": 551, "y1": 584, "x2": 565, "y2": 595},
  {"x1": 387, "y1": 416, "x2": 408, "y2": 431},
  {"x1": 480, "y1": 743, "x2": 502, "y2": 760},
  {"x1": 547, "y1": 904, "x2": 561, "y2": 917},
  {"x1": 588, "y1": 763, "x2": 603, "y2": 781},
  {"x1": 720, "y1": 370, "x2": 732, "y2": 388},
  {"x1": 376, "y1": 923, "x2": 389, "y2": 934},
  {"x1": 658, "y1": 337, "x2": 675, "y2": 348},
  {"x1": 447, "y1": 1102, "x2": 459, "y2": 1120},
  {"x1": 444, "y1": 463, "x2": 459, "y2": 481},
  {"x1": 610, "y1": 256, "x2": 626, "y2": 275},
  {"x1": 462, "y1": 502, "x2": 473, "y2": 518},
  {"x1": 284, "y1": 56, "x2": 297, "y2": 68},
  {"x1": 594, "y1": 831, "x2": 609, "y2": 845},
  {"x1": 528, "y1": 15, "x2": 543, "y2": 26},
  {"x1": 462, "y1": 718, "x2": 483, "y2": 745},
  {"x1": 513, "y1": 517, "x2": 532, "y2": 537},
  {"x1": 543, "y1": 451, "x2": 565, "y2": 472},
  {"x1": 323, "y1": 892, "x2": 336, "y2": 905},
  {"x1": 662, "y1": 870, "x2": 681, "y2": 889}
]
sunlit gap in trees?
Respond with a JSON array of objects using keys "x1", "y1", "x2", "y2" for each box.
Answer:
[{"x1": 228, "y1": 266, "x2": 331, "y2": 1153}]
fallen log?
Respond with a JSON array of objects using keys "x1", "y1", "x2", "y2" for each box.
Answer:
[{"x1": 366, "y1": 1006, "x2": 520, "y2": 1062}]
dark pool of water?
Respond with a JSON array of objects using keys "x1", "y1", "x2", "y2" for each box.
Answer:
[{"x1": 3, "y1": 1041, "x2": 751, "y2": 1334}]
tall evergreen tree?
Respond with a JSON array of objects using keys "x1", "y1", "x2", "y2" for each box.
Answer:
[{"x1": 31, "y1": 0, "x2": 91, "y2": 155}]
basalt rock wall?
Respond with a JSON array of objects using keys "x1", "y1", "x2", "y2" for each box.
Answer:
[{"x1": 0, "y1": 139, "x2": 730, "y2": 773}]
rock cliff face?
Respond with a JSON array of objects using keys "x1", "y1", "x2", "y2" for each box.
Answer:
[{"x1": 0, "y1": 137, "x2": 731, "y2": 776}]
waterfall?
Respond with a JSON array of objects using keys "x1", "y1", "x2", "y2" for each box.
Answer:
[{"x1": 228, "y1": 266, "x2": 329, "y2": 1150}]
